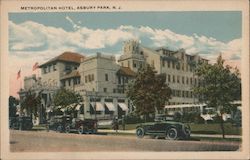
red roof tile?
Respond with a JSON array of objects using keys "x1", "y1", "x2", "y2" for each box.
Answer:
[{"x1": 39, "y1": 51, "x2": 85, "y2": 67}]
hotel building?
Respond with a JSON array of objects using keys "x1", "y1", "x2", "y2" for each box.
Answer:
[{"x1": 19, "y1": 40, "x2": 207, "y2": 123}]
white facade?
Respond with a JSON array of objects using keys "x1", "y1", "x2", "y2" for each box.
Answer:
[
  {"x1": 21, "y1": 39, "x2": 208, "y2": 123},
  {"x1": 118, "y1": 40, "x2": 208, "y2": 105}
]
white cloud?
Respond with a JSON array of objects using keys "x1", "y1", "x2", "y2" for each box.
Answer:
[{"x1": 9, "y1": 19, "x2": 242, "y2": 97}]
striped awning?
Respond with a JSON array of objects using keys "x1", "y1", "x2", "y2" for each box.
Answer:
[
  {"x1": 118, "y1": 103, "x2": 128, "y2": 111},
  {"x1": 105, "y1": 102, "x2": 115, "y2": 111},
  {"x1": 91, "y1": 102, "x2": 105, "y2": 111}
]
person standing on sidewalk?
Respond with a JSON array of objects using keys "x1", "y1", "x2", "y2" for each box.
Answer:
[{"x1": 112, "y1": 117, "x2": 119, "y2": 133}]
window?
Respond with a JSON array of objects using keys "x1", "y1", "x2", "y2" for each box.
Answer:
[
  {"x1": 48, "y1": 65, "x2": 51, "y2": 72},
  {"x1": 74, "y1": 79, "x2": 77, "y2": 85},
  {"x1": 182, "y1": 63, "x2": 184, "y2": 71},
  {"x1": 53, "y1": 64, "x2": 56, "y2": 71},
  {"x1": 186, "y1": 91, "x2": 189, "y2": 98},
  {"x1": 182, "y1": 91, "x2": 185, "y2": 98},
  {"x1": 133, "y1": 61, "x2": 137, "y2": 68},
  {"x1": 85, "y1": 76, "x2": 88, "y2": 83},
  {"x1": 140, "y1": 51, "x2": 143, "y2": 55},
  {"x1": 104, "y1": 88, "x2": 107, "y2": 92},
  {"x1": 62, "y1": 81, "x2": 65, "y2": 87},
  {"x1": 68, "y1": 80, "x2": 71, "y2": 86},
  {"x1": 177, "y1": 76, "x2": 180, "y2": 83},
  {"x1": 172, "y1": 62, "x2": 175, "y2": 69},
  {"x1": 186, "y1": 77, "x2": 189, "y2": 84},
  {"x1": 91, "y1": 74, "x2": 94, "y2": 81},
  {"x1": 182, "y1": 76, "x2": 185, "y2": 84},
  {"x1": 162, "y1": 60, "x2": 165, "y2": 67},
  {"x1": 168, "y1": 75, "x2": 171, "y2": 82},
  {"x1": 190, "y1": 77, "x2": 193, "y2": 85},
  {"x1": 88, "y1": 75, "x2": 91, "y2": 82},
  {"x1": 113, "y1": 89, "x2": 116, "y2": 93},
  {"x1": 118, "y1": 76, "x2": 121, "y2": 84},
  {"x1": 172, "y1": 90, "x2": 176, "y2": 97},
  {"x1": 105, "y1": 74, "x2": 108, "y2": 81},
  {"x1": 172, "y1": 75, "x2": 175, "y2": 83},
  {"x1": 167, "y1": 61, "x2": 170, "y2": 68},
  {"x1": 43, "y1": 67, "x2": 47, "y2": 74}
]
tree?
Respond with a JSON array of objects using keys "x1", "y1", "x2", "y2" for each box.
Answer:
[
  {"x1": 53, "y1": 88, "x2": 82, "y2": 113},
  {"x1": 194, "y1": 55, "x2": 241, "y2": 138},
  {"x1": 9, "y1": 96, "x2": 19, "y2": 117},
  {"x1": 20, "y1": 91, "x2": 41, "y2": 117},
  {"x1": 127, "y1": 64, "x2": 172, "y2": 122}
]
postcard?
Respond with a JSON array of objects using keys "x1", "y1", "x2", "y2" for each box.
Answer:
[{"x1": 0, "y1": 0, "x2": 249, "y2": 159}]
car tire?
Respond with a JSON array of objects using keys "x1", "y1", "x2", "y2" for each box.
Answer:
[
  {"x1": 166, "y1": 128, "x2": 178, "y2": 140},
  {"x1": 78, "y1": 125, "x2": 85, "y2": 134},
  {"x1": 65, "y1": 125, "x2": 71, "y2": 133},
  {"x1": 136, "y1": 127, "x2": 145, "y2": 138}
]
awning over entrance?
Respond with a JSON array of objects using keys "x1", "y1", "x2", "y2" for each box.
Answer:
[
  {"x1": 118, "y1": 103, "x2": 128, "y2": 111},
  {"x1": 76, "y1": 104, "x2": 81, "y2": 110},
  {"x1": 105, "y1": 102, "x2": 116, "y2": 111},
  {"x1": 91, "y1": 102, "x2": 105, "y2": 111}
]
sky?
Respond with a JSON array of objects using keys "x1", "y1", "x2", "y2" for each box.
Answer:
[{"x1": 8, "y1": 11, "x2": 242, "y2": 98}]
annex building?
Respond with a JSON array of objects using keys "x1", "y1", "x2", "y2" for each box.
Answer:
[{"x1": 19, "y1": 40, "x2": 208, "y2": 124}]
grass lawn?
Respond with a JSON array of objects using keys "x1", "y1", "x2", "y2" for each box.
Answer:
[
  {"x1": 110, "y1": 122, "x2": 242, "y2": 135},
  {"x1": 189, "y1": 123, "x2": 241, "y2": 135}
]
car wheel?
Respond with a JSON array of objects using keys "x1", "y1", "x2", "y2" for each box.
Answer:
[
  {"x1": 166, "y1": 128, "x2": 178, "y2": 140},
  {"x1": 56, "y1": 125, "x2": 62, "y2": 133},
  {"x1": 65, "y1": 125, "x2": 71, "y2": 133},
  {"x1": 136, "y1": 127, "x2": 145, "y2": 138},
  {"x1": 78, "y1": 125, "x2": 85, "y2": 134}
]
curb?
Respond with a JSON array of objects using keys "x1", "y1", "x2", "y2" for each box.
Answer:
[{"x1": 98, "y1": 129, "x2": 241, "y2": 139}]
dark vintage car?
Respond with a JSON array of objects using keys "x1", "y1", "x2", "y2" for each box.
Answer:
[
  {"x1": 9, "y1": 116, "x2": 33, "y2": 130},
  {"x1": 136, "y1": 116, "x2": 191, "y2": 140},
  {"x1": 49, "y1": 115, "x2": 98, "y2": 134}
]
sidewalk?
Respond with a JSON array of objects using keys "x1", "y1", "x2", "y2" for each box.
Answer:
[{"x1": 98, "y1": 129, "x2": 241, "y2": 139}]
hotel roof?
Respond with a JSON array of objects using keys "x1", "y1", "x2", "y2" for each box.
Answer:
[
  {"x1": 117, "y1": 67, "x2": 136, "y2": 77},
  {"x1": 39, "y1": 51, "x2": 85, "y2": 67}
]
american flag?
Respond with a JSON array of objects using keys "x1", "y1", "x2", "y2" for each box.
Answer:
[
  {"x1": 17, "y1": 69, "x2": 21, "y2": 79},
  {"x1": 32, "y1": 62, "x2": 39, "y2": 71}
]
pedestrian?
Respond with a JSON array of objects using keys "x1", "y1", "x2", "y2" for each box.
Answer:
[
  {"x1": 46, "y1": 119, "x2": 49, "y2": 132},
  {"x1": 113, "y1": 117, "x2": 119, "y2": 133}
]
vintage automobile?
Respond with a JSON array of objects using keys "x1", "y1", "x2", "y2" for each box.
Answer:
[
  {"x1": 49, "y1": 115, "x2": 98, "y2": 134},
  {"x1": 9, "y1": 116, "x2": 33, "y2": 130},
  {"x1": 136, "y1": 115, "x2": 191, "y2": 140}
]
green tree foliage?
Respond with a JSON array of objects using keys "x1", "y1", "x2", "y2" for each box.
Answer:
[
  {"x1": 53, "y1": 88, "x2": 82, "y2": 111},
  {"x1": 127, "y1": 64, "x2": 171, "y2": 121},
  {"x1": 9, "y1": 96, "x2": 19, "y2": 117},
  {"x1": 194, "y1": 55, "x2": 241, "y2": 138},
  {"x1": 20, "y1": 91, "x2": 41, "y2": 117}
]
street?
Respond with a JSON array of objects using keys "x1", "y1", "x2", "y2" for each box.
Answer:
[{"x1": 10, "y1": 130, "x2": 240, "y2": 152}]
